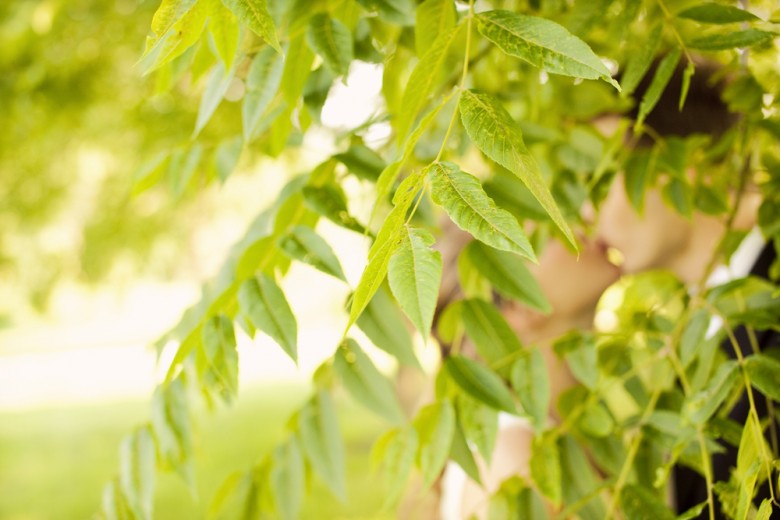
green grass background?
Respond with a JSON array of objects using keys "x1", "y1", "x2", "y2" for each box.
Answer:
[{"x1": 0, "y1": 383, "x2": 394, "y2": 519}]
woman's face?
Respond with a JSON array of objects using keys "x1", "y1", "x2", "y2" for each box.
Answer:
[{"x1": 596, "y1": 175, "x2": 691, "y2": 274}]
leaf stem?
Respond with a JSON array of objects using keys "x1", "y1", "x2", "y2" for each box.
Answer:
[{"x1": 434, "y1": 0, "x2": 473, "y2": 164}]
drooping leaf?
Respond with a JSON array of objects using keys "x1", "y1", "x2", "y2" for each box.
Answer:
[
  {"x1": 476, "y1": 10, "x2": 619, "y2": 89},
  {"x1": 529, "y1": 432, "x2": 562, "y2": 506},
  {"x1": 277, "y1": 225, "x2": 346, "y2": 281},
  {"x1": 333, "y1": 338, "x2": 405, "y2": 423},
  {"x1": 445, "y1": 355, "x2": 517, "y2": 414},
  {"x1": 415, "y1": 0, "x2": 456, "y2": 56},
  {"x1": 270, "y1": 439, "x2": 304, "y2": 520},
  {"x1": 334, "y1": 144, "x2": 386, "y2": 182},
  {"x1": 348, "y1": 170, "x2": 425, "y2": 328},
  {"x1": 356, "y1": 286, "x2": 420, "y2": 368},
  {"x1": 213, "y1": 136, "x2": 243, "y2": 182},
  {"x1": 449, "y1": 417, "x2": 482, "y2": 485},
  {"x1": 206, "y1": 0, "x2": 240, "y2": 69},
  {"x1": 456, "y1": 394, "x2": 498, "y2": 463},
  {"x1": 684, "y1": 360, "x2": 739, "y2": 425},
  {"x1": 395, "y1": 23, "x2": 465, "y2": 144},
  {"x1": 102, "y1": 478, "x2": 135, "y2": 520},
  {"x1": 636, "y1": 47, "x2": 681, "y2": 128},
  {"x1": 678, "y1": 3, "x2": 761, "y2": 24},
  {"x1": 194, "y1": 62, "x2": 235, "y2": 136},
  {"x1": 221, "y1": 0, "x2": 281, "y2": 53},
  {"x1": 200, "y1": 314, "x2": 239, "y2": 401},
  {"x1": 465, "y1": 241, "x2": 550, "y2": 312},
  {"x1": 306, "y1": 14, "x2": 353, "y2": 77},
  {"x1": 388, "y1": 226, "x2": 443, "y2": 339},
  {"x1": 428, "y1": 161, "x2": 536, "y2": 260},
  {"x1": 459, "y1": 90, "x2": 576, "y2": 250},
  {"x1": 559, "y1": 434, "x2": 607, "y2": 520},
  {"x1": 302, "y1": 183, "x2": 367, "y2": 234},
  {"x1": 620, "y1": 22, "x2": 663, "y2": 97},
  {"x1": 755, "y1": 499, "x2": 774, "y2": 520},
  {"x1": 679, "y1": 60, "x2": 695, "y2": 110},
  {"x1": 119, "y1": 426, "x2": 156, "y2": 520},
  {"x1": 297, "y1": 390, "x2": 346, "y2": 500},
  {"x1": 238, "y1": 274, "x2": 298, "y2": 362},
  {"x1": 744, "y1": 354, "x2": 780, "y2": 403},
  {"x1": 151, "y1": 377, "x2": 192, "y2": 481},
  {"x1": 510, "y1": 348, "x2": 550, "y2": 432},
  {"x1": 688, "y1": 29, "x2": 776, "y2": 50},
  {"x1": 371, "y1": 426, "x2": 418, "y2": 508},
  {"x1": 413, "y1": 399, "x2": 456, "y2": 488},
  {"x1": 280, "y1": 35, "x2": 315, "y2": 105},
  {"x1": 242, "y1": 46, "x2": 284, "y2": 140},
  {"x1": 460, "y1": 298, "x2": 522, "y2": 366}
]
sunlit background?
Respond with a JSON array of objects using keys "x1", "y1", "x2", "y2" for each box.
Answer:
[{"x1": 0, "y1": 1, "x2": 409, "y2": 518}]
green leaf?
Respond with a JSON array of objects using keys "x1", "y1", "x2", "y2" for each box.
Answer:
[
  {"x1": 306, "y1": 14, "x2": 353, "y2": 77},
  {"x1": 333, "y1": 338, "x2": 405, "y2": 423},
  {"x1": 413, "y1": 399, "x2": 456, "y2": 488},
  {"x1": 207, "y1": 0, "x2": 240, "y2": 69},
  {"x1": 278, "y1": 225, "x2": 346, "y2": 281},
  {"x1": 270, "y1": 439, "x2": 304, "y2": 520},
  {"x1": 102, "y1": 479, "x2": 135, "y2": 520},
  {"x1": 119, "y1": 426, "x2": 156, "y2": 520},
  {"x1": 297, "y1": 390, "x2": 346, "y2": 500},
  {"x1": 456, "y1": 395, "x2": 498, "y2": 463},
  {"x1": 151, "y1": 378, "x2": 192, "y2": 481},
  {"x1": 348, "y1": 170, "x2": 425, "y2": 328},
  {"x1": 356, "y1": 286, "x2": 420, "y2": 368},
  {"x1": 755, "y1": 499, "x2": 774, "y2": 520},
  {"x1": 677, "y1": 3, "x2": 761, "y2": 24},
  {"x1": 302, "y1": 183, "x2": 367, "y2": 234},
  {"x1": 460, "y1": 298, "x2": 522, "y2": 366},
  {"x1": 465, "y1": 241, "x2": 550, "y2": 312},
  {"x1": 280, "y1": 35, "x2": 315, "y2": 105},
  {"x1": 356, "y1": 0, "x2": 415, "y2": 26},
  {"x1": 194, "y1": 62, "x2": 235, "y2": 136},
  {"x1": 636, "y1": 48, "x2": 681, "y2": 128},
  {"x1": 141, "y1": 0, "x2": 208, "y2": 74},
  {"x1": 620, "y1": 22, "x2": 663, "y2": 97},
  {"x1": 213, "y1": 136, "x2": 243, "y2": 182},
  {"x1": 459, "y1": 90, "x2": 576, "y2": 250},
  {"x1": 428, "y1": 161, "x2": 536, "y2": 260},
  {"x1": 679, "y1": 60, "x2": 695, "y2": 111},
  {"x1": 415, "y1": 0, "x2": 456, "y2": 56},
  {"x1": 688, "y1": 29, "x2": 776, "y2": 50},
  {"x1": 445, "y1": 355, "x2": 517, "y2": 414},
  {"x1": 221, "y1": 0, "x2": 281, "y2": 53},
  {"x1": 559, "y1": 434, "x2": 607, "y2": 520},
  {"x1": 371, "y1": 426, "x2": 418, "y2": 508},
  {"x1": 395, "y1": 23, "x2": 465, "y2": 144},
  {"x1": 620, "y1": 484, "x2": 676, "y2": 520},
  {"x1": 238, "y1": 274, "x2": 298, "y2": 363},
  {"x1": 449, "y1": 417, "x2": 482, "y2": 485},
  {"x1": 242, "y1": 46, "x2": 284, "y2": 141},
  {"x1": 334, "y1": 144, "x2": 386, "y2": 182},
  {"x1": 744, "y1": 354, "x2": 780, "y2": 402},
  {"x1": 684, "y1": 360, "x2": 738, "y2": 425},
  {"x1": 200, "y1": 314, "x2": 239, "y2": 401},
  {"x1": 476, "y1": 10, "x2": 619, "y2": 89},
  {"x1": 510, "y1": 348, "x2": 550, "y2": 432},
  {"x1": 388, "y1": 226, "x2": 443, "y2": 339},
  {"x1": 529, "y1": 432, "x2": 562, "y2": 506},
  {"x1": 151, "y1": 0, "x2": 199, "y2": 36}
]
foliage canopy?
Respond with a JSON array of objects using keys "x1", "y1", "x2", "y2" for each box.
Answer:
[{"x1": 83, "y1": 0, "x2": 780, "y2": 518}]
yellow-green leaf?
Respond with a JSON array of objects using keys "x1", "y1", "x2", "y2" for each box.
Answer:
[
  {"x1": 428, "y1": 161, "x2": 536, "y2": 260},
  {"x1": 415, "y1": 0, "x2": 456, "y2": 57},
  {"x1": 221, "y1": 0, "x2": 280, "y2": 53},
  {"x1": 297, "y1": 390, "x2": 346, "y2": 500},
  {"x1": 306, "y1": 13, "x2": 353, "y2": 77},
  {"x1": 413, "y1": 399, "x2": 455, "y2": 488},
  {"x1": 476, "y1": 10, "x2": 619, "y2": 89},
  {"x1": 459, "y1": 90, "x2": 576, "y2": 250},
  {"x1": 445, "y1": 355, "x2": 517, "y2": 414},
  {"x1": 388, "y1": 226, "x2": 442, "y2": 339},
  {"x1": 238, "y1": 274, "x2": 298, "y2": 362}
]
